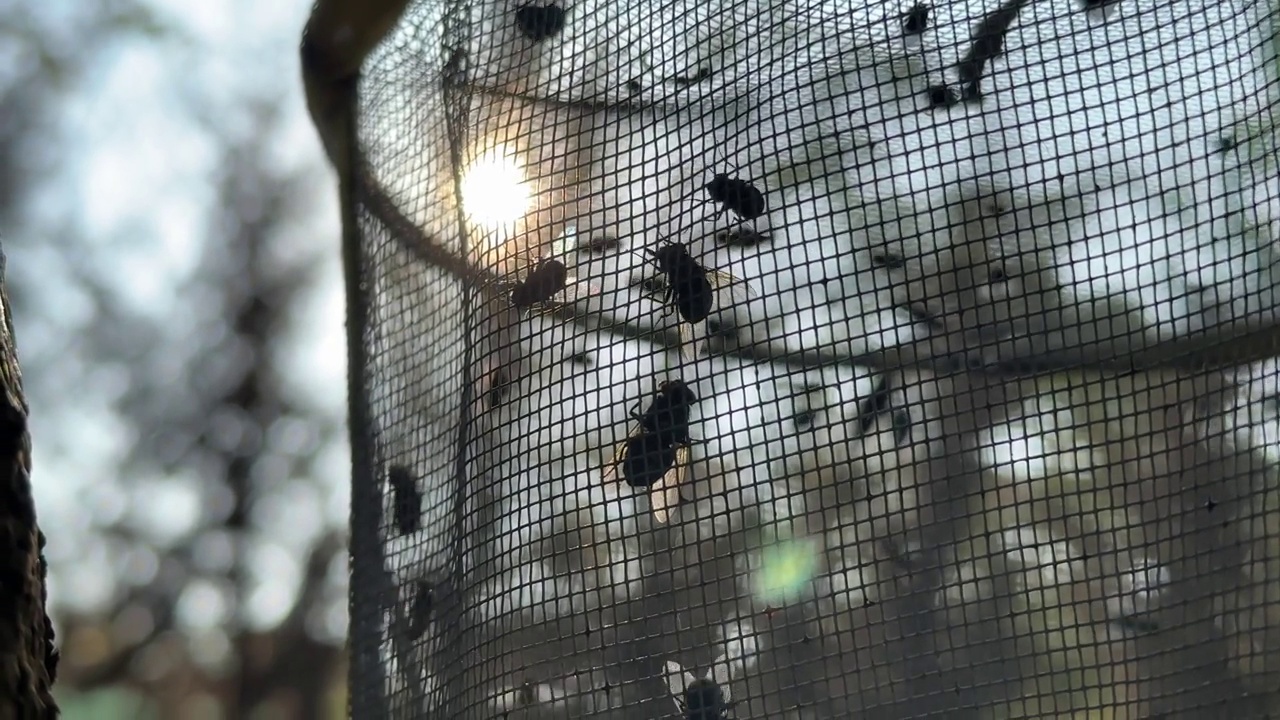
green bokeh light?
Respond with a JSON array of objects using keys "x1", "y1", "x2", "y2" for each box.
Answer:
[{"x1": 753, "y1": 535, "x2": 820, "y2": 606}]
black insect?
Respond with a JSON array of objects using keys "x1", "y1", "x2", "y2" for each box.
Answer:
[
  {"x1": 514, "y1": 3, "x2": 566, "y2": 42},
  {"x1": 506, "y1": 226, "x2": 596, "y2": 314},
  {"x1": 706, "y1": 174, "x2": 767, "y2": 221},
  {"x1": 510, "y1": 257, "x2": 568, "y2": 308},
  {"x1": 665, "y1": 661, "x2": 734, "y2": 719},
  {"x1": 602, "y1": 380, "x2": 699, "y2": 524},
  {"x1": 683, "y1": 678, "x2": 728, "y2": 720},
  {"x1": 903, "y1": 3, "x2": 930, "y2": 34},
  {"x1": 387, "y1": 465, "x2": 421, "y2": 535},
  {"x1": 644, "y1": 242, "x2": 753, "y2": 362}
]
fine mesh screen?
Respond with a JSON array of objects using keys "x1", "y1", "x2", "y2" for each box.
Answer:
[{"x1": 345, "y1": 0, "x2": 1280, "y2": 717}]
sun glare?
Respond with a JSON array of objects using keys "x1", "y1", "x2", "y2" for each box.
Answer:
[{"x1": 460, "y1": 146, "x2": 532, "y2": 234}]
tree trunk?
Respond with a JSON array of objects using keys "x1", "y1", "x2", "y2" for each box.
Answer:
[{"x1": 0, "y1": 245, "x2": 58, "y2": 717}]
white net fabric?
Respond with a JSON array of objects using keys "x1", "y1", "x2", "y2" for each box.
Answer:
[{"x1": 348, "y1": 1, "x2": 1280, "y2": 717}]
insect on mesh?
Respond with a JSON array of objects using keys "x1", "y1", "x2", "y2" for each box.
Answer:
[{"x1": 343, "y1": 0, "x2": 1280, "y2": 717}]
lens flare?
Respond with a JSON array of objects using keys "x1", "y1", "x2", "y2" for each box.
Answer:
[
  {"x1": 753, "y1": 535, "x2": 820, "y2": 607},
  {"x1": 459, "y1": 146, "x2": 532, "y2": 232}
]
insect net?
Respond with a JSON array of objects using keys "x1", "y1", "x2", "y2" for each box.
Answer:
[{"x1": 326, "y1": 0, "x2": 1280, "y2": 716}]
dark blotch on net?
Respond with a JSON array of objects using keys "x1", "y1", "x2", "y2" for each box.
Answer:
[
  {"x1": 408, "y1": 580, "x2": 434, "y2": 638},
  {"x1": 927, "y1": 84, "x2": 961, "y2": 109},
  {"x1": 514, "y1": 2, "x2": 566, "y2": 43},
  {"x1": 388, "y1": 465, "x2": 421, "y2": 535},
  {"x1": 716, "y1": 228, "x2": 769, "y2": 248},
  {"x1": 903, "y1": 3, "x2": 930, "y2": 34},
  {"x1": 579, "y1": 234, "x2": 621, "y2": 254},
  {"x1": 955, "y1": 0, "x2": 1028, "y2": 101},
  {"x1": 673, "y1": 66, "x2": 715, "y2": 86}
]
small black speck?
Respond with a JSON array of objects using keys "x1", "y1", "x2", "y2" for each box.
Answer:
[
  {"x1": 1081, "y1": 0, "x2": 1116, "y2": 8},
  {"x1": 871, "y1": 252, "x2": 905, "y2": 269},
  {"x1": 794, "y1": 410, "x2": 816, "y2": 429},
  {"x1": 988, "y1": 267, "x2": 1008, "y2": 283},
  {"x1": 1204, "y1": 498, "x2": 1217, "y2": 512},
  {"x1": 388, "y1": 465, "x2": 422, "y2": 535},
  {"x1": 626, "y1": 79, "x2": 642, "y2": 93},
  {"x1": 1217, "y1": 136, "x2": 1238, "y2": 153},
  {"x1": 863, "y1": 598, "x2": 876, "y2": 608},
  {"x1": 569, "y1": 352, "x2": 592, "y2": 367},
  {"x1": 514, "y1": 3, "x2": 566, "y2": 43},
  {"x1": 903, "y1": 3, "x2": 930, "y2": 34},
  {"x1": 927, "y1": 85, "x2": 959, "y2": 108},
  {"x1": 580, "y1": 234, "x2": 620, "y2": 254}
]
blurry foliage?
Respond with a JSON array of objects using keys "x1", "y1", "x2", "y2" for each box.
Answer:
[{"x1": 1, "y1": 0, "x2": 348, "y2": 717}]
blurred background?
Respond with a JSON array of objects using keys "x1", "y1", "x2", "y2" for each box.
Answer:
[{"x1": 1, "y1": 0, "x2": 349, "y2": 717}]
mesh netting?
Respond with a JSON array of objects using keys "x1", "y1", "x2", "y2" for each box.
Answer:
[{"x1": 345, "y1": 0, "x2": 1280, "y2": 716}]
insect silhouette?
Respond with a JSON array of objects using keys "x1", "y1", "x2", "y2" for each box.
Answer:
[
  {"x1": 506, "y1": 226, "x2": 597, "y2": 314},
  {"x1": 706, "y1": 173, "x2": 767, "y2": 221},
  {"x1": 664, "y1": 660, "x2": 734, "y2": 719},
  {"x1": 514, "y1": 3, "x2": 566, "y2": 43},
  {"x1": 643, "y1": 241, "x2": 754, "y2": 362},
  {"x1": 601, "y1": 380, "x2": 698, "y2": 524}
]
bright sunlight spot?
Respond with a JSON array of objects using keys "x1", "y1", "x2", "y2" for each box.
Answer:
[{"x1": 459, "y1": 146, "x2": 532, "y2": 242}]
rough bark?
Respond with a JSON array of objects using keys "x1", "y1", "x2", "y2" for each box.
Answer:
[{"x1": 0, "y1": 245, "x2": 58, "y2": 717}]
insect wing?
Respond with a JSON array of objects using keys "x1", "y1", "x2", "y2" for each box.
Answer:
[
  {"x1": 650, "y1": 444, "x2": 691, "y2": 524},
  {"x1": 679, "y1": 319, "x2": 704, "y2": 363},
  {"x1": 706, "y1": 269, "x2": 757, "y2": 302}
]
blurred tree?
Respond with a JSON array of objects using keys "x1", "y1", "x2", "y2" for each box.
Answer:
[
  {"x1": 51, "y1": 99, "x2": 346, "y2": 717},
  {"x1": 0, "y1": 0, "x2": 348, "y2": 717}
]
